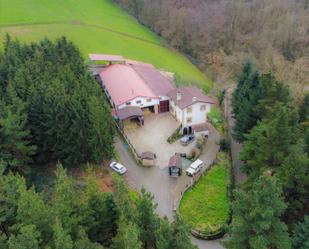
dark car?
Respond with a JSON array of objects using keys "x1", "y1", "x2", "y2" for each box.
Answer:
[{"x1": 180, "y1": 134, "x2": 195, "y2": 146}]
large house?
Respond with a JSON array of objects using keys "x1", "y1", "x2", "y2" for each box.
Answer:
[
  {"x1": 89, "y1": 54, "x2": 217, "y2": 133},
  {"x1": 168, "y1": 86, "x2": 218, "y2": 134}
]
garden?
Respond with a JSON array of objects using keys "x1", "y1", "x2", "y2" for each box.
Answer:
[{"x1": 179, "y1": 152, "x2": 230, "y2": 238}]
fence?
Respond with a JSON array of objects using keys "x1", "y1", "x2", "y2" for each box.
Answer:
[{"x1": 173, "y1": 154, "x2": 229, "y2": 240}]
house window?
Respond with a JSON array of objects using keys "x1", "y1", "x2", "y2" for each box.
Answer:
[
  {"x1": 126, "y1": 101, "x2": 131, "y2": 105},
  {"x1": 187, "y1": 107, "x2": 192, "y2": 113},
  {"x1": 186, "y1": 117, "x2": 192, "y2": 123},
  {"x1": 147, "y1": 98, "x2": 152, "y2": 102},
  {"x1": 200, "y1": 105, "x2": 206, "y2": 111},
  {"x1": 136, "y1": 100, "x2": 142, "y2": 104}
]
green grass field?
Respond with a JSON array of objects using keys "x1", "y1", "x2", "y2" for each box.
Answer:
[
  {"x1": 0, "y1": 0, "x2": 210, "y2": 87},
  {"x1": 179, "y1": 153, "x2": 229, "y2": 234}
]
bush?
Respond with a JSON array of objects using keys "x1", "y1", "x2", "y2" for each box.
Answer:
[
  {"x1": 167, "y1": 125, "x2": 182, "y2": 144},
  {"x1": 219, "y1": 137, "x2": 230, "y2": 152},
  {"x1": 208, "y1": 107, "x2": 224, "y2": 133}
]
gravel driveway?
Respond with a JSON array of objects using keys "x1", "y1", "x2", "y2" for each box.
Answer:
[
  {"x1": 125, "y1": 113, "x2": 195, "y2": 168},
  {"x1": 115, "y1": 122, "x2": 224, "y2": 249}
]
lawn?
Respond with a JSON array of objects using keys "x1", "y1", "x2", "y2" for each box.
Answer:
[
  {"x1": 0, "y1": 0, "x2": 210, "y2": 87},
  {"x1": 179, "y1": 152, "x2": 229, "y2": 234}
]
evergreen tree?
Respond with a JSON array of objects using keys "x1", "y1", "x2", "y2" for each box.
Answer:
[
  {"x1": 8, "y1": 224, "x2": 41, "y2": 249},
  {"x1": 155, "y1": 217, "x2": 173, "y2": 249},
  {"x1": 299, "y1": 93, "x2": 309, "y2": 123},
  {"x1": 83, "y1": 177, "x2": 118, "y2": 246},
  {"x1": 0, "y1": 87, "x2": 36, "y2": 173},
  {"x1": 240, "y1": 105, "x2": 292, "y2": 179},
  {"x1": 224, "y1": 174, "x2": 291, "y2": 249},
  {"x1": 305, "y1": 128, "x2": 309, "y2": 155},
  {"x1": 232, "y1": 61, "x2": 262, "y2": 141},
  {"x1": 74, "y1": 228, "x2": 104, "y2": 249},
  {"x1": 135, "y1": 188, "x2": 159, "y2": 248},
  {"x1": 279, "y1": 142, "x2": 309, "y2": 225},
  {"x1": 53, "y1": 165, "x2": 82, "y2": 240},
  {"x1": 0, "y1": 173, "x2": 26, "y2": 236},
  {"x1": 171, "y1": 214, "x2": 197, "y2": 249},
  {"x1": 112, "y1": 216, "x2": 142, "y2": 249},
  {"x1": 16, "y1": 186, "x2": 52, "y2": 243},
  {"x1": 53, "y1": 218, "x2": 73, "y2": 249},
  {"x1": 292, "y1": 215, "x2": 309, "y2": 249},
  {"x1": 0, "y1": 232, "x2": 7, "y2": 249}
]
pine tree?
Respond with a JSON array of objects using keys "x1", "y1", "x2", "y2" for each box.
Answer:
[
  {"x1": 74, "y1": 228, "x2": 104, "y2": 249},
  {"x1": 155, "y1": 217, "x2": 173, "y2": 249},
  {"x1": 53, "y1": 165, "x2": 82, "y2": 240},
  {"x1": 83, "y1": 177, "x2": 118, "y2": 245},
  {"x1": 170, "y1": 214, "x2": 197, "y2": 249},
  {"x1": 223, "y1": 174, "x2": 291, "y2": 249},
  {"x1": 279, "y1": 142, "x2": 309, "y2": 225},
  {"x1": 53, "y1": 218, "x2": 73, "y2": 249},
  {"x1": 16, "y1": 186, "x2": 52, "y2": 243},
  {"x1": 135, "y1": 188, "x2": 159, "y2": 249},
  {"x1": 0, "y1": 87, "x2": 36, "y2": 173},
  {"x1": 292, "y1": 215, "x2": 309, "y2": 249},
  {"x1": 240, "y1": 105, "x2": 292, "y2": 179},
  {"x1": 112, "y1": 216, "x2": 142, "y2": 249},
  {"x1": 232, "y1": 61, "x2": 262, "y2": 141},
  {"x1": 8, "y1": 224, "x2": 41, "y2": 249},
  {"x1": 299, "y1": 93, "x2": 309, "y2": 123},
  {"x1": 0, "y1": 173, "x2": 26, "y2": 236}
]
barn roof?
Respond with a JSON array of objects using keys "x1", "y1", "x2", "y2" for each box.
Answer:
[
  {"x1": 99, "y1": 64, "x2": 158, "y2": 106},
  {"x1": 132, "y1": 64, "x2": 175, "y2": 96}
]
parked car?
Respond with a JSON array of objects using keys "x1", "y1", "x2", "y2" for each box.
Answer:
[
  {"x1": 109, "y1": 162, "x2": 127, "y2": 175},
  {"x1": 186, "y1": 159, "x2": 203, "y2": 176},
  {"x1": 180, "y1": 134, "x2": 195, "y2": 146}
]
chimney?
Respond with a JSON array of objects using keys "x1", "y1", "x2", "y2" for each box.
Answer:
[
  {"x1": 176, "y1": 92, "x2": 182, "y2": 101},
  {"x1": 192, "y1": 96, "x2": 197, "y2": 103}
]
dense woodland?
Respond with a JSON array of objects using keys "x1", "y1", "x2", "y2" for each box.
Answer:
[
  {"x1": 114, "y1": 0, "x2": 309, "y2": 95},
  {"x1": 0, "y1": 36, "x2": 115, "y2": 175},
  {"x1": 224, "y1": 62, "x2": 309, "y2": 249}
]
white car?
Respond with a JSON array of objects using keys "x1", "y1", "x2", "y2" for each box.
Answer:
[
  {"x1": 109, "y1": 162, "x2": 127, "y2": 175},
  {"x1": 186, "y1": 159, "x2": 203, "y2": 176}
]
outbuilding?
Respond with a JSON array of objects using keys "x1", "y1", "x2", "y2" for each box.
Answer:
[
  {"x1": 141, "y1": 151, "x2": 156, "y2": 166},
  {"x1": 168, "y1": 154, "x2": 182, "y2": 177}
]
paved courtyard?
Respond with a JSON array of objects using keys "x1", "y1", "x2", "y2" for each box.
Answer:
[{"x1": 125, "y1": 113, "x2": 195, "y2": 168}]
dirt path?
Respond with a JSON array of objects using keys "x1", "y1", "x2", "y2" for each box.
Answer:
[{"x1": 224, "y1": 87, "x2": 246, "y2": 184}]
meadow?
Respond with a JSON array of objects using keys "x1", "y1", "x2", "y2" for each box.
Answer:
[
  {"x1": 0, "y1": 0, "x2": 210, "y2": 87},
  {"x1": 179, "y1": 152, "x2": 229, "y2": 236}
]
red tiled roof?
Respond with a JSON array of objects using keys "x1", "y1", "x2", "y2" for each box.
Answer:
[
  {"x1": 132, "y1": 64, "x2": 175, "y2": 96},
  {"x1": 99, "y1": 64, "x2": 158, "y2": 107},
  {"x1": 167, "y1": 86, "x2": 218, "y2": 109},
  {"x1": 168, "y1": 154, "x2": 182, "y2": 168}
]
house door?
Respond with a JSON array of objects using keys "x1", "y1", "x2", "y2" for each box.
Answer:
[{"x1": 159, "y1": 100, "x2": 169, "y2": 113}]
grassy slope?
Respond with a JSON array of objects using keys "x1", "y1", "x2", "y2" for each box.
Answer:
[
  {"x1": 0, "y1": 0, "x2": 210, "y2": 87},
  {"x1": 179, "y1": 153, "x2": 229, "y2": 232}
]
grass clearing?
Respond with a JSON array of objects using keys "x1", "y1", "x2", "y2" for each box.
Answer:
[
  {"x1": 179, "y1": 152, "x2": 229, "y2": 235},
  {"x1": 0, "y1": 0, "x2": 210, "y2": 87}
]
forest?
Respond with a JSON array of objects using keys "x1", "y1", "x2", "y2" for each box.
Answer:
[
  {"x1": 114, "y1": 0, "x2": 309, "y2": 95},
  {"x1": 0, "y1": 37, "x2": 197, "y2": 249},
  {"x1": 224, "y1": 62, "x2": 309, "y2": 249}
]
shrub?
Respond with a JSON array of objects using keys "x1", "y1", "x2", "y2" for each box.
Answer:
[{"x1": 219, "y1": 137, "x2": 230, "y2": 152}]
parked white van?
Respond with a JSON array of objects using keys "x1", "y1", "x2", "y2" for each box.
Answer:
[{"x1": 186, "y1": 159, "x2": 204, "y2": 176}]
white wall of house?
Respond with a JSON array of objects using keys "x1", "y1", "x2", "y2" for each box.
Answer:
[
  {"x1": 117, "y1": 96, "x2": 159, "y2": 110},
  {"x1": 170, "y1": 100, "x2": 212, "y2": 128}
]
